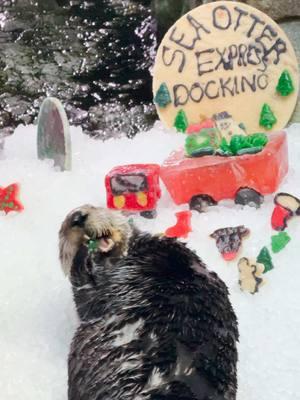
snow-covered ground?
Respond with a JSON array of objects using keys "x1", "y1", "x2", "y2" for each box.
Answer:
[{"x1": 0, "y1": 122, "x2": 300, "y2": 400}]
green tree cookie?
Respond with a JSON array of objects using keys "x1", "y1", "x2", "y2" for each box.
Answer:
[
  {"x1": 276, "y1": 70, "x2": 294, "y2": 96},
  {"x1": 259, "y1": 104, "x2": 277, "y2": 130},
  {"x1": 174, "y1": 109, "x2": 188, "y2": 133},
  {"x1": 271, "y1": 232, "x2": 291, "y2": 253},
  {"x1": 257, "y1": 246, "x2": 274, "y2": 273}
]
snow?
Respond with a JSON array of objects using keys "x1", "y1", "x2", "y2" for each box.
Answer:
[{"x1": 0, "y1": 122, "x2": 300, "y2": 399}]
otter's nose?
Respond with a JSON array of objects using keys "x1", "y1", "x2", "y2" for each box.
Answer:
[{"x1": 71, "y1": 211, "x2": 88, "y2": 228}]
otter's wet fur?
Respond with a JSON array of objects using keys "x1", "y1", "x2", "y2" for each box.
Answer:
[{"x1": 59, "y1": 205, "x2": 239, "y2": 400}]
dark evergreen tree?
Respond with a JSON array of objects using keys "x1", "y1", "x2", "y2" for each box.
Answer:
[
  {"x1": 154, "y1": 83, "x2": 171, "y2": 108},
  {"x1": 257, "y1": 247, "x2": 274, "y2": 273}
]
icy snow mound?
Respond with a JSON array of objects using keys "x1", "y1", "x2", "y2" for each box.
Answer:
[{"x1": 0, "y1": 122, "x2": 299, "y2": 400}]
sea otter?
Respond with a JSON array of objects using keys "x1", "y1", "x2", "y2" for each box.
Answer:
[{"x1": 59, "y1": 205, "x2": 239, "y2": 400}]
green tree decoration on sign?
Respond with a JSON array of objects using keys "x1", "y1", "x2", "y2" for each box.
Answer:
[
  {"x1": 154, "y1": 83, "x2": 172, "y2": 108},
  {"x1": 174, "y1": 109, "x2": 188, "y2": 133},
  {"x1": 257, "y1": 246, "x2": 274, "y2": 273},
  {"x1": 259, "y1": 103, "x2": 277, "y2": 130},
  {"x1": 276, "y1": 70, "x2": 294, "y2": 96}
]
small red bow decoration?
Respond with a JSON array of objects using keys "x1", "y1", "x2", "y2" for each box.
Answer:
[{"x1": 0, "y1": 183, "x2": 24, "y2": 214}]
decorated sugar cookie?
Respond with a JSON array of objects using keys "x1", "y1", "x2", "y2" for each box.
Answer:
[
  {"x1": 165, "y1": 211, "x2": 192, "y2": 239},
  {"x1": 213, "y1": 111, "x2": 246, "y2": 142},
  {"x1": 271, "y1": 231, "x2": 291, "y2": 253},
  {"x1": 0, "y1": 183, "x2": 24, "y2": 214},
  {"x1": 210, "y1": 225, "x2": 250, "y2": 261},
  {"x1": 271, "y1": 192, "x2": 300, "y2": 231},
  {"x1": 238, "y1": 257, "x2": 266, "y2": 294},
  {"x1": 257, "y1": 246, "x2": 274, "y2": 273},
  {"x1": 153, "y1": 1, "x2": 299, "y2": 133}
]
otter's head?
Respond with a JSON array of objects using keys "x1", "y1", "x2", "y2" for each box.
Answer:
[{"x1": 59, "y1": 205, "x2": 132, "y2": 276}]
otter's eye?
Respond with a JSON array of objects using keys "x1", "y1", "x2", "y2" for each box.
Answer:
[{"x1": 71, "y1": 212, "x2": 88, "y2": 228}]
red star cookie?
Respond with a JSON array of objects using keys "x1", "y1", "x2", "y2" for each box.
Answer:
[{"x1": 0, "y1": 183, "x2": 24, "y2": 214}]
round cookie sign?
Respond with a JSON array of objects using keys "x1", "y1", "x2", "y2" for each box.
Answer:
[{"x1": 153, "y1": 1, "x2": 299, "y2": 133}]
